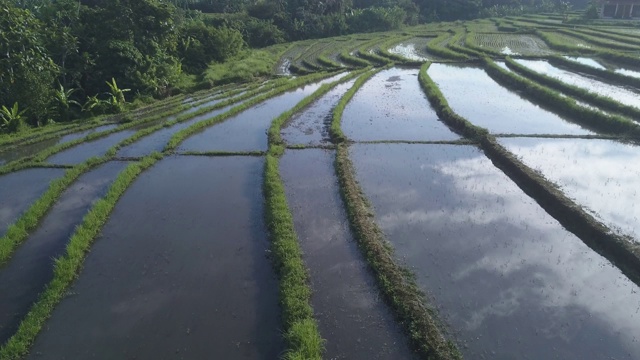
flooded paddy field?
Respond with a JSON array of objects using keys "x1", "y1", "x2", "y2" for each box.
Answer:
[
  {"x1": 0, "y1": 161, "x2": 128, "y2": 344},
  {"x1": 7, "y1": 17, "x2": 640, "y2": 360},
  {"x1": 27, "y1": 156, "x2": 283, "y2": 359},
  {"x1": 349, "y1": 143, "x2": 640, "y2": 359},
  {"x1": 179, "y1": 75, "x2": 345, "y2": 153},
  {"x1": 47, "y1": 130, "x2": 136, "y2": 165},
  {"x1": 428, "y1": 64, "x2": 593, "y2": 135},
  {"x1": 501, "y1": 137, "x2": 640, "y2": 243},
  {"x1": 281, "y1": 80, "x2": 356, "y2": 146},
  {"x1": 280, "y1": 149, "x2": 417, "y2": 359},
  {"x1": 0, "y1": 168, "x2": 65, "y2": 236},
  {"x1": 515, "y1": 59, "x2": 640, "y2": 109},
  {"x1": 0, "y1": 124, "x2": 118, "y2": 166},
  {"x1": 342, "y1": 68, "x2": 460, "y2": 142}
]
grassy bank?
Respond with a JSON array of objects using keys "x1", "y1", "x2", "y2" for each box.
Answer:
[
  {"x1": 334, "y1": 144, "x2": 461, "y2": 360},
  {"x1": 263, "y1": 154, "x2": 324, "y2": 360},
  {"x1": 426, "y1": 33, "x2": 469, "y2": 61},
  {"x1": 0, "y1": 153, "x2": 163, "y2": 360}
]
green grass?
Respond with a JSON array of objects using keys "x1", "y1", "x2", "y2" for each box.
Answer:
[
  {"x1": 330, "y1": 68, "x2": 384, "y2": 143},
  {"x1": 334, "y1": 144, "x2": 461, "y2": 360},
  {"x1": 0, "y1": 153, "x2": 163, "y2": 360},
  {"x1": 482, "y1": 57, "x2": 640, "y2": 137},
  {"x1": 264, "y1": 154, "x2": 324, "y2": 360},
  {"x1": 203, "y1": 45, "x2": 289, "y2": 86},
  {"x1": 426, "y1": 33, "x2": 470, "y2": 61},
  {"x1": 338, "y1": 51, "x2": 371, "y2": 67},
  {"x1": 505, "y1": 56, "x2": 640, "y2": 120}
]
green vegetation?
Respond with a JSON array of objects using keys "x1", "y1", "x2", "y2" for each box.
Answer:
[
  {"x1": 426, "y1": 32, "x2": 470, "y2": 61},
  {"x1": 0, "y1": 153, "x2": 163, "y2": 360},
  {"x1": 264, "y1": 154, "x2": 324, "y2": 359},
  {"x1": 334, "y1": 144, "x2": 461, "y2": 360}
]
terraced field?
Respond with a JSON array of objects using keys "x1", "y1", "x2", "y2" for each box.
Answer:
[{"x1": 3, "y1": 12, "x2": 640, "y2": 360}]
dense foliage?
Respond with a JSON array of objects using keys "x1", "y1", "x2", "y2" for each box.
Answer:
[{"x1": 1, "y1": 0, "x2": 575, "y2": 131}]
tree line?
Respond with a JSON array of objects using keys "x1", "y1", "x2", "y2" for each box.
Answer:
[{"x1": 1, "y1": 0, "x2": 572, "y2": 133}]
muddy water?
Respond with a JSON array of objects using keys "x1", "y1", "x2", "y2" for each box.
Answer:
[
  {"x1": 280, "y1": 150, "x2": 417, "y2": 360},
  {"x1": 0, "y1": 168, "x2": 65, "y2": 237},
  {"x1": 515, "y1": 59, "x2": 640, "y2": 109},
  {"x1": 118, "y1": 101, "x2": 247, "y2": 158},
  {"x1": 27, "y1": 156, "x2": 282, "y2": 359},
  {"x1": 342, "y1": 68, "x2": 460, "y2": 142},
  {"x1": 350, "y1": 143, "x2": 640, "y2": 359},
  {"x1": 47, "y1": 130, "x2": 136, "y2": 165},
  {"x1": 281, "y1": 80, "x2": 356, "y2": 146},
  {"x1": 179, "y1": 75, "x2": 345, "y2": 153},
  {"x1": 0, "y1": 161, "x2": 128, "y2": 344},
  {"x1": 428, "y1": 64, "x2": 593, "y2": 135},
  {"x1": 0, "y1": 124, "x2": 118, "y2": 165},
  {"x1": 501, "y1": 137, "x2": 640, "y2": 243}
]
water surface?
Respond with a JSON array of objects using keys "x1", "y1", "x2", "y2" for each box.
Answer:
[
  {"x1": 0, "y1": 168, "x2": 65, "y2": 236},
  {"x1": 47, "y1": 130, "x2": 136, "y2": 165},
  {"x1": 281, "y1": 80, "x2": 355, "y2": 146},
  {"x1": 179, "y1": 75, "x2": 345, "y2": 152},
  {"x1": 516, "y1": 59, "x2": 640, "y2": 109},
  {"x1": 342, "y1": 68, "x2": 460, "y2": 142},
  {"x1": 350, "y1": 143, "x2": 640, "y2": 359},
  {"x1": 0, "y1": 161, "x2": 128, "y2": 344},
  {"x1": 280, "y1": 149, "x2": 417, "y2": 359},
  {"x1": 428, "y1": 64, "x2": 593, "y2": 135},
  {"x1": 501, "y1": 137, "x2": 640, "y2": 243},
  {"x1": 28, "y1": 156, "x2": 283, "y2": 359}
]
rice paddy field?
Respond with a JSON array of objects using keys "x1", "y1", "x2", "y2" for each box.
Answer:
[{"x1": 3, "y1": 12, "x2": 640, "y2": 360}]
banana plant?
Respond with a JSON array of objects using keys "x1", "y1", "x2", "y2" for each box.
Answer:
[
  {"x1": 52, "y1": 83, "x2": 81, "y2": 121},
  {"x1": 105, "y1": 78, "x2": 130, "y2": 112},
  {"x1": 0, "y1": 102, "x2": 28, "y2": 133}
]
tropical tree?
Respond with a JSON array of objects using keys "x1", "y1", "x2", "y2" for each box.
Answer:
[{"x1": 0, "y1": 103, "x2": 28, "y2": 133}]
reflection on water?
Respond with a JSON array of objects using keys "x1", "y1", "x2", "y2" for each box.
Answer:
[
  {"x1": 563, "y1": 56, "x2": 607, "y2": 70},
  {"x1": 615, "y1": 68, "x2": 640, "y2": 79},
  {"x1": 178, "y1": 74, "x2": 346, "y2": 152},
  {"x1": 350, "y1": 143, "x2": 640, "y2": 359},
  {"x1": 428, "y1": 64, "x2": 593, "y2": 135},
  {"x1": 501, "y1": 137, "x2": 640, "y2": 243},
  {"x1": 388, "y1": 44, "x2": 428, "y2": 61},
  {"x1": 516, "y1": 59, "x2": 640, "y2": 109},
  {"x1": 342, "y1": 68, "x2": 459, "y2": 142}
]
